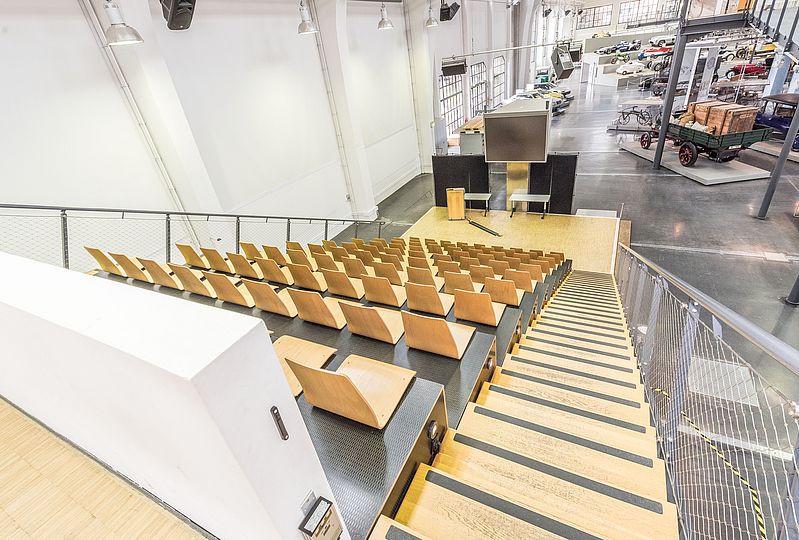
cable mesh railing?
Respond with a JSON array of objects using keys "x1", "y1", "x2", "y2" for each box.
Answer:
[
  {"x1": 0, "y1": 204, "x2": 387, "y2": 274},
  {"x1": 616, "y1": 244, "x2": 799, "y2": 540}
]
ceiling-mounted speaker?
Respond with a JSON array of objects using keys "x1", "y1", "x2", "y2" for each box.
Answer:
[
  {"x1": 440, "y1": 1, "x2": 461, "y2": 21},
  {"x1": 161, "y1": 0, "x2": 197, "y2": 30},
  {"x1": 551, "y1": 48, "x2": 574, "y2": 79},
  {"x1": 442, "y1": 58, "x2": 467, "y2": 76}
]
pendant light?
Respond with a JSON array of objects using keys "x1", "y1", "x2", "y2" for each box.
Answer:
[
  {"x1": 378, "y1": 2, "x2": 394, "y2": 30},
  {"x1": 103, "y1": 0, "x2": 143, "y2": 46},
  {"x1": 298, "y1": 0, "x2": 318, "y2": 35},
  {"x1": 425, "y1": 0, "x2": 439, "y2": 27}
]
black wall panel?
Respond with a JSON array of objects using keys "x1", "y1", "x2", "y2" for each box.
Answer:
[
  {"x1": 529, "y1": 153, "x2": 577, "y2": 215},
  {"x1": 431, "y1": 155, "x2": 490, "y2": 209}
]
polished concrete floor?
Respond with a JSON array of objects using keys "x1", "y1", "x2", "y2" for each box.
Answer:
[{"x1": 352, "y1": 80, "x2": 799, "y2": 396}]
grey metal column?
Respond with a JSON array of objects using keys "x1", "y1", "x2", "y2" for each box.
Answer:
[
  {"x1": 785, "y1": 274, "x2": 799, "y2": 305},
  {"x1": 757, "y1": 110, "x2": 799, "y2": 218},
  {"x1": 652, "y1": 33, "x2": 688, "y2": 169}
]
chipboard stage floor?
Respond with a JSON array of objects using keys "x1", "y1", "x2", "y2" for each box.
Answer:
[
  {"x1": 621, "y1": 141, "x2": 771, "y2": 185},
  {"x1": 402, "y1": 207, "x2": 619, "y2": 274}
]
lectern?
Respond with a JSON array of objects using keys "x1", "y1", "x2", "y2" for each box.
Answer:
[{"x1": 446, "y1": 188, "x2": 466, "y2": 220}]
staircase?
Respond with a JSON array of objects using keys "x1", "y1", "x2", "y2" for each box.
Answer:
[{"x1": 379, "y1": 270, "x2": 678, "y2": 539}]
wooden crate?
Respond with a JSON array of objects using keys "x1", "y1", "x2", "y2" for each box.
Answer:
[
  {"x1": 723, "y1": 107, "x2": 758, "y2": 134},
  {"x1": 693, "y1": 100, "x2": 727, "y2": 125},
  {"x1": 706, "y1": 104, "x2": 741, "y2": 134}
]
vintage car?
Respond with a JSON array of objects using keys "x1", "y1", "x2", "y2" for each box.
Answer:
[
  {"x1": 592, "y1": 31, "x2": 611, "y2": 38},
  {"x1": 515, "y1": 91, "x2": 567, "y2": 114},
  {"x1": 597, "y1": 40, "x2": 641, "y2": 55},
  {"x1": 534, "y1": 82, "x2": 574, "y2": 100},
  {"x1": 637, "y1": 45, "x2": 673, "y2": 61},
  {"x1": 725, "y1": 61, "x2": 770, "y2": 79},
  {"x1": 756, "y1": 93, "x2": 799, "y2": 150},
  {"x1": 616, "y1": 61, "x2": 645, "y2": 75},
  {"x1": 649, "y1": 34, "x2": 676, "y2": 46}
]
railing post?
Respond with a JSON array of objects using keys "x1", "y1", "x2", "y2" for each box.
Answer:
[
  {"x1": 777, "y1": 419, "x2": 799, "y2": 540},
  {"x1": 165, "y1": 214, "x2": 171, "y2": 263},
  {"x1": 355, "y1": 221, "x2": 359, "y2": 239},
  {"x1": 631, "y1": 263, "x2": 649, "y2": 330},
  {"x1": 324, "y1": 220, "x2": 329, "y2": 241},
  {"x1": 60, "y1": 210, "x2": 69, "y2": 269},
  {"x1": 286, "y1": 219, "x2": 291, "y2": 242},
  {"x1": 235, "y1": 217, "x2": 241, "y2": 254},
  {"x1": 378, "y1": 220, "x2": 383, "y2": 239}
]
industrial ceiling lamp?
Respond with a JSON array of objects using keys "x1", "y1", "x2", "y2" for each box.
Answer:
[
  {"x1": 543, "y1": 6, "x2": 552, "y2": 17},
  {"x1": 298, "y1": 0, "x2": 318, "y2": 34},
  {"x1": 425, "y1": 0, "x2": 439, "y2": 27},
  {"x1": 378, "y1": 2, "x2": 394, "y2": 30},
  {"x1": 103, "y1": 0, "x2": 143, "y2": 46},
  {"x1": 564, "y1": 9, "x2": 571, "y2": 15},
  {"x1": 577, "y1": 8, "x2": 584, "y2": 15}
]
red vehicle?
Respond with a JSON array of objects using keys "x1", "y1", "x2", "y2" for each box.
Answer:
[
  {"x1": 637, "y1": 45, "x2": 672, "y2": 61},
  {"x1": 726, "y1": 60, "x2": 771, "y2": 79}
]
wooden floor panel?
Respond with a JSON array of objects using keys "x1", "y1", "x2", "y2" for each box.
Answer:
[
  {"x1": 456, "y1": 405, "x2": 667, "y2": 500},
  {"x1": 490, "y1": 369, "x2": 650, "y2": 424},
  {"x1": 435, "y1": 434, "x2": 677, "y2": 539}
]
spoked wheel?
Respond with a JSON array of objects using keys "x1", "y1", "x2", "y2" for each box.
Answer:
[
  {"x1": 611, "y1": 57, "x2": 618, "y2": 64},
  {"x1": 679, "y1": 142, "x2": 698, "y2": 166},
  {"x1": 640, "y1": 132, "x2": 652, "y2": 149},
  {"x1": 619, "y1": 112, "x2": 631, "y2": 125}
]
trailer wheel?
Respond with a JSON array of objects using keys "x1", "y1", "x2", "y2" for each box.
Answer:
[
  {"x1": 679, "y1": 142, "x2": 698, "y2": 166},
  {"x1": 640, "y1": 132, "x2": 652, "y2": 149}
]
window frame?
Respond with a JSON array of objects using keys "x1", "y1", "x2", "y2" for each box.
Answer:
[
  {"x1": 469, "y1": 62, "x2": 488, "y2": 117},
  {"x1": 492, "y1": 56, "x2": 506, "y2": 106},
  {"x1": 576, "y1": 4, "x2": 613, "y2": 29},
  {"x1": 439, "y1": 74, "x2": 465, "y2": 136}
]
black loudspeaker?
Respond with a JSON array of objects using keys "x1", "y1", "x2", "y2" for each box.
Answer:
[
  {"x1": 551, "y1": 48, "x2": 575, "y2": 79},
  {"x1": 161, "y1": 0, "x2": 197, "y2": 30},
  {"x1": 432, "y1": 155, "x2": 490, "y2": 209},
  {"x1": 529, "y1": 154, "x2": 577, "y2": 215},
  {"x1": 440, "y1": 2, "x2": 460, "y2": 21},
  {"x1": 442, "y1": 59, "x2": 467, "y2": 76}
]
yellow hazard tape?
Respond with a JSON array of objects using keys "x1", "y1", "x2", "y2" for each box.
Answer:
[{"x1": 653, "y1": 387, "x2": 768, "y2": 539}]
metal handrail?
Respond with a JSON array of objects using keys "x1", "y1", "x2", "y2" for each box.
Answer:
[
  {"x1": 619, "y1": 243, "x2": 799, "y2": 377},
  {"x1": 0, "y1": 203, "x2": 382, "y2": 224}
]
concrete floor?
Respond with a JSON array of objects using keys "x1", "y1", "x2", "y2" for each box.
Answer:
[{"x1": 356, "y1": 80, "x2": 799, "y2": 396}]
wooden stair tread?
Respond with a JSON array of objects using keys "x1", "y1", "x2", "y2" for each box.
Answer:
[
  {"x1": 508, "y1": 346, "x2": 640, "y2": 383},
  {"x1": 522, "y1": 331, "x2": 635, "y2": 357},
  {"x1": 532, "y1": 319, "x2": 631, "y2": 344},
  {"x1": 538, "y1": 313, "x2": 628, "y2": 334},
  {"x1": 435, "y1": 434, "x2": 677, "y2": 539},
  {"x1": 501, "y1": 356, "x2": 643, "y2": 402},
  {"x1": 457, "y1": 404, "x2": 667, "y2": 500},
  {"x1": 519, "y1": 340, "x2": 636, "y2": 367},
  {"x1": 369, "y1": 516, "x2": 431, "y2": 540},
  {"x1": 397, "y1": 464, "x2": 585, "y2": 540},
  {"x1": 476, "y1": 384, "x2": 656, "y2": 455},
  {"x1": 551, "y1": 293, "x2": 623, "y2": 309},
  {"x1": 547, "y1": 300, "x2": 624, "y2": 318},
  {"x1": 490, "y1": 369, "x2": 650, "y2": 425},
  {"x1": 544, "y1": 305, "x2": 626, "y2": 324}
]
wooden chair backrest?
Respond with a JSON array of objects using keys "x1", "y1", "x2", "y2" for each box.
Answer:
[
  {"x1": 168, "y1": 264, "x2": 214, "y2": 297},
  {"x1": 491, "y1": 251, "x2": 507, "y2": 261},
  {"x1": 354, "y1": 249, "x2": 375, "y2": 266},
  {"x1": 330, "y1": 247, "x2": 350, "y2": 262},
  {"x1": 140, "y1": 258, "x2": 180, "y2": 289},
  {"x1": 391, "y1": 237, "x2": 407, "y2": 247},
  {"x1": 476, "y1": 253, "x2": 495, "y2": 266},
  {"x1": 255, "y1": 257, "x2": 293, "y2": 285},
  {"x1": 427, "y1": 244, "x2": 443, "y2": 255},
  {"x1": 485, "y1": 277, "x2": 520, "y2": 305},
  {"x1": 287, "y1": 263, "x2": 325, "y2": 291},
  {"x1": 85, "y1": 247, "x2": 125, "y2": 276},
  {"x1": 405, "y1": 282, "x2": 448, "y2": 316},
  {"x1": 504, "y1": 269, "x2": 534, "y2": 293},
  {"x1": 459, "y1": 257, "x2": 480, "y2": 271},
  {"x1": 362, "y1": 244, "x2": 381, "y2": 258},
  {"x1": 362, "y1": 275, "x2": 403, "y2": 306},
  {"x1": 516, "y1": 252, "x2": 532, "y2": 264},
  {"x1": 227, "y1": 252, "x2": 261, "y2": 279},
  {"x1": 407, "y1": 256, "x2": 430, "y2": 271},
  {"x1": 322, "y1": 240, "x2": 338, "y2": 251},
  {"x1": 549, "y1": 251, "x2": 565, "y2": 263},
  {"x1": 203, "y1": 272, "x2": 253, "y2": 307},
  {"x1": 287, "y1": 288, "x2": 344, "y2": 328},
  {"x1": 177, "y1": 244, "x2": 209, "y2": 269},
  {"x1": 321, "y1": 269, "x2": 362, "y2": 299},
  {"x1": 284, "y1": 358, "x2": 379, "y2": 428},
  {"x1": 540, "y1": 256, "x2": 559, "y2": 268},
  {"x1": 431, "y1": 254, "x2": 452, "y2": 265},
  {"x1": 529, "y1": 249, "x2": 544, "y2": 257},
  {"x1": 401, "y1": 310, "x2": 473, "y2": 360},
  {"x1": 370, "y1": 238, "x2": 389, "y2": 249},
  {"x1": 488, "y1": 260, "x2": 510, "y2": 276},
  {"x1": 109, "y1": 253, "x2": 149, "y2": 282},
  {"x1": 505, "y1": 256, "x2": 522, "y2": 270},
  {"x1": 437, "y1": 260, "x2": 462, "y2": 275},
  {"x1": 287, "y1": 249, "x2": 314, "y2": 270},
  {"x1": 454, "y1": 288, "x2": 502, "y2": 326},
  {"x1": 242, "y1": 279, "x2": 297, "y2": 317},
  {"x1": 352, "y1": 238, "x2": 366, "y2": 248},
  {"x1": 469, "y1": 265, "x2": 495, "y2": 284},
  {"x1": 373, "y1": 261, "x2": 404, "y2": 286},
  {"x1": 262, "y1": 245, "x2": 288, "y2": 266},
  {"x1": 312, "y1": 252, "x2": 339, "y2": 271},
  {"x1": 339, "y1": 302, "x2": 403, "y2": 344},
  {"x1": 407, "y1": 251, "x2": 427, "y2": 262},
  {"x1": 379, "y1": 253, "x2": 404, "y2": 271},
  {"x1": 308, "y1": 244, "x2": 326, "y2": 255},
  {"x1": 519, "y1": 263, "x2": 544, "y2": 282},
  {"x1": 443, "y1": 271, "x2": 476, "y2": 295},
  {"x1": 342, "y1": 242, "x2": 359, "y2": 254},
  {"x1": 406, "y1": 266, "x2": 436, "y2": 287},
  {"x1": 533, "y1": 259, "x2": 552, "y2": 274},
  {"x1": 286, "y1": 241, "x2": 304, "y2": 252},
  {"x1": 385, "y1": 247, "x2": 404, "y2": 258},
  {"x1": 342, "y1": 256, "x2": 369, "y2": 278},
  {"x1": 240, "y1": 242, "x2": 263, "y2": 260},
  {"x1": 201, "y1": 248, "x2": 231, "y2": 273}
]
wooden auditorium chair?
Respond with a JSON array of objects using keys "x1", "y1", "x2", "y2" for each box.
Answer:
[
  {"x1": 443, "y1": 271, "x2": 483, "y2": 294},
  {"x1": 406, "y1": 266, "x2": 444, "y2": 291},
  {"x1": 176, "y1": 244, "x2": 210, "y2": 269},
  {"x1": 401, "y1": 310, "x2": 475, "y2": 360},
  {"x1": 312, "y1": 252, "x2": 343, "y2": 272},
  {"x1": 379, "y1": 253, "x2": 405, "y2": 271},
  {"x1": 503, "y1": 268, "x2": 535, "y2": 293},
  {"x1": 85, "y1": 247, "x2": 126, "y2": 277},
  {"x1": 372, "y1": 261, "x2": 407, "y2": 286},
  {"x1": 454, "y1": 289, "x2": 506, "y2": 326},
  {"x1": 227, "y1": 252, "x2": 264, "y2": 280},
  {"x1": 484, "y1": 277, "x2": 524, "y2": 306},
  {"x1": 241, "y1": 280, "x2": 298, "y2": 318},
  {"x1": 200, "y1": 247, "x2": 235, "y2": 274},
  {"x1": 139, "y1": 258, "x2": 183, "y2": 290},
  {"x1": 519, "y1": 263, "x2": 545, "y2": 283},
  {"x1": 287, "y1": 263, "x2": 328, "y2": 292},
  {"x1": 271, "y1": 336, "x2": 336, "y2": 397},
  {"x1": 254, "y1": 257, "x2": 294, "y2": 286},
  {"x1": 168, "y1": 263, "x2": 216, "y2": 298},
  {"x1": 343, "y1": 256, "x2": 375, "y2": 278},
  {"x1": 108, "y1": 253, "x2": 150, "y2": 282},
  {"x1": 203, "y1": 271, "x2": 254, "y2": 308},
  {"x1": 362, "y1": 275, "x2": 407, "y2": 308},
  {"x1": 405, "y1": 282, "x2": 454, "y2": 317},
  {"x1": 339, "y1": 301, "x2": 405, "y2": 345},
  {"x1": 262, "y1": 245, "x2": 289, "y2": 266},
  {"x1": 469, "y1": 265, "x2": 496, "y2": 284},
  {"x1": 240, "y1": 242, "x2": 265, "y2": 260},
  {"x1": 287, "y1": 248, "x2": 317, "y2": 271},
  {"x1": 436, "y1": 260, "x2": 463, "y2": 277},
  {"x1": 285, "y1": 355, "x2": 415, "y2": 429},
  {"x1": 287, "y1": 288, "x2": 346, "y2": 329},
  {"x1": 321, "y1": 269, "x2": 365, "y2": 300}
]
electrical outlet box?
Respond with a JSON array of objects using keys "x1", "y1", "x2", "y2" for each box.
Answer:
[{"x1": 299, "y1": 496, "x2": 343, "y2": 540}]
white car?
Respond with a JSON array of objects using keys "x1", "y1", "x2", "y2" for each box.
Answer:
[
  {"x1": 616, "y1": 61, "x2": 645, "y2": 75},
  {"x1": 649, "y1": 34, "x2": 676, "y2": 46}
]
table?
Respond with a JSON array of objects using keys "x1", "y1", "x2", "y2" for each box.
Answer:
[
  {"x1": 509, "y1": 193, "x2": 551, "y2": 219},
  {"x1": 464, "y1": 192, "x2": 492, "y2": 216}
]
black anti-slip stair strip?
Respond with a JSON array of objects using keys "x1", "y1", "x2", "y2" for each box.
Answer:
[
  {"x1": 530, "y1": 336, "x2": 632, "y2": 361},
  {"x1": 487, "y1": 384, "x2": 647, "y2": 433},
  {"x1": 424, "y1": 470, "x2": 602, "y2": 540},
  {"x1": 452, "y1": 434, "x2": 664, "y2": 513},
  {"x1": 518, "y1": 345, "x2": 634, "y2": 373},
  {"x1": 386, "y1": 526, "x2": 422, "y2": 540},
  {"x1": 547, "y1": 306, "x2": 624, "y2": 323},
  {"x1": 472, "y1": 406, "x2": 652, "y2": 467},
  {"x1": 540, "y1": 314, "x2": 628, "y2": 332},
  {"x1": 501, "y1": 369, "x2": 641, "y2": 408},
  {"x1": 508, "y1": 355, "x2": 637, "y2": 389},
  {"x1": 535, "y1": 321, "x2": 628, "y2": 341},
  {"x1": 528, "y1": 328, "x2": 630, "y2": 350}
]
